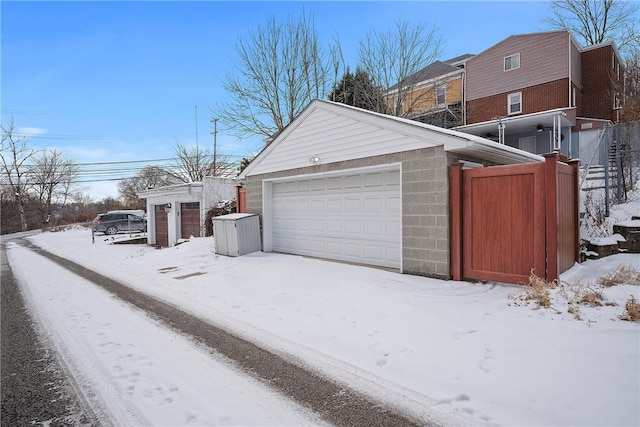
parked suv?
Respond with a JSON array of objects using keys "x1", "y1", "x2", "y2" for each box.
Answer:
[{"x1": 92, "y1": 212, "x2": 147, "y2": 235}]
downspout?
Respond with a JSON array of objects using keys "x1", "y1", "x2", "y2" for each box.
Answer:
[
  {"x1": 568, "y1": 33, "x2": 572, "y2": 109},
  {"x1": 567, "y1": 33, "x2": 572, "y2": 157},
  {"x1": 462, "y1": 69, "x2": 467, "y2": 125}
]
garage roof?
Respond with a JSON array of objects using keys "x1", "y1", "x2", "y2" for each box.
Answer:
[{"x1": 240, "y1": 99, "x2": 543, "y2": 178}]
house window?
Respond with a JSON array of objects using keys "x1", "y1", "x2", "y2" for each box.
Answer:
[
  {"x1": 504, "y1": 53, "x2": 520, "y2": 71},
  {"x1": 572, "y1": 87, "x2": 576, "y2": 107},
  {"x1": 508, "y1": 92, "x2": 522, "y2": 115},
  {"x1": 436, "y1": 83, "x2": 446, "y2": 105}
]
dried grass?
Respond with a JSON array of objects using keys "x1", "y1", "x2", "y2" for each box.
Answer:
[
  {"x1": 619, "y1": 296, "x2": 640, "y2": 322},
  {"x1": 521, "y1": 271, "x2": 558, "y2": 309},
  {"x1": 598, "y1": 266, "x2": 640, "y2": 287}
]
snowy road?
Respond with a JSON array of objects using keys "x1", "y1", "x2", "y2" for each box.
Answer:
[
  {"x1": 5, "y1": 240, "x2": 329, "y2": 426},
  {"x1": 5, "y1": 239, "x2": 427, "y2": 427}
]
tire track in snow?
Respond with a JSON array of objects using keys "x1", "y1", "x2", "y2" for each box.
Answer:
[{"x1": 20, "y1": 239, "x2": 434, "y2": 427}]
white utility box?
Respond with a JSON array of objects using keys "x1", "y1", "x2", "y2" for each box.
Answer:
[{"x1": 212, "y1": 213, "x2": 261, "y2": 256}]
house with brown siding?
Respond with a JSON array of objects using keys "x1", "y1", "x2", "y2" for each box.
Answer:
[
  {"x1": 455, "y1": 30, "x2": 624, "y2": 163},
  {"x1": 384, "y1": 55, "x2": 473, "y2": 128}
]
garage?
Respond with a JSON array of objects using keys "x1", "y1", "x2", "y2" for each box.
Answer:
[
  {"x1": 239, "y1": 100, "x2": 543, "y2": 279},
  {"x1": 269, "y1": 167, "x2": 401, "y2": 269}
]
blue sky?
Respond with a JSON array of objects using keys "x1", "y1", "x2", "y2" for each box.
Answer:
[{"x1": 2, "y1": 1, "x2": 556, "y2": 200}]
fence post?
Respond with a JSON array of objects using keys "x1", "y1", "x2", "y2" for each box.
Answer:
[
  {"x1": 449, "y1": 163, "x2": 463, "y2": 281},
  {"x1": 544, "y1": 153, "x2": 559, "y2": 282},
  {"x1": 568, "y1": 158, "x2": 581, "y2": 264},
  {"x1": 615, "y1": 124, "x2": 624, "y2": 203},
  {"x1": 604, "y1": 127, "x2": 611, "y2": 216}
]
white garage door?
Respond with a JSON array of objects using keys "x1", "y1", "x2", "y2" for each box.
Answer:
[{"x1": 271, "y1": 168, "x2": 401, "y2": 269}]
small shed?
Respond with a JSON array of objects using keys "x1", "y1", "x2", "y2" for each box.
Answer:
[
  {"x1": 213, "y1": 213, "x2": 261, "y2": 256},
  {"x1": 137, "y1": 177, "x2": 236, "y2": 247}
]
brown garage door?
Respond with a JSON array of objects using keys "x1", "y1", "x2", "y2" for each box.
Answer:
[
  {"x1": 181, "y1": 202, "x2": 201, "y2": 238},
  {"x1": 155, "y1": 205, "x2": 168, "y2": 247}
]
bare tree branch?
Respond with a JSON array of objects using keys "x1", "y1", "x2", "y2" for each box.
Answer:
[
  {"x1": 546, "y1": 0, "x2": 639, "y2": 56},
  {"x1": 30, "y1": 149, "x2": 79, "y2": 225},
  {"x1": 1, "y1": 117, "x2": 39, "y2": 231},
  {"x1": 214, "y1": 9, "x2": 330, "y2": 142},
  {"x1": 359, "y1": 18, "x2": 443, "y2": 118}
]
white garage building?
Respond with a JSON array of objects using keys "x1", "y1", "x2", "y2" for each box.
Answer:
[{"x1": 238, "y1": 100, "x2": 540, "y2": 278}]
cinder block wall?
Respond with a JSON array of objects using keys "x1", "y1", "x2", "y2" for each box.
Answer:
[
  {"x1": 244, "y1": 146, "x2": 452, "y2": 279},
  {"x1": 400, "y1": 146, "x2": 450, "y2": 278}
]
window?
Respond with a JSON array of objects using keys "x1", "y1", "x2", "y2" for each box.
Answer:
[
  {"x1": 504, "y1": 53, "x2": 520, "y2": 71},
  {"x1": 519, "y1": 136, "x2": 536, "y2": 153},
  {"x1": 436, "y1": 83, "x2": 446, "y2": 105},
  {"x1": 572, "y1": 87, "x2": 576, "y2": 107},
  {"x1": 508, "y1": 92, "x2": 522, "y2": 115}
]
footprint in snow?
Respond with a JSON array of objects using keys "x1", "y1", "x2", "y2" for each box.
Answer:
[{"x1": 479, "y1": 347, "x2": 496, "y2": 373}]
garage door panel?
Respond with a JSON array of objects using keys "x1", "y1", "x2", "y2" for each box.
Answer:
[
  {"x1": 296, "y1": 199, "x2": 310, "y2": 211},
  {"x1": 364, "y1": 172, "x2": 383, "y2": 187},
  {"x1": 311, "y1": 199, "x2": 325, "y2": 210},
  {"x1": 327, "y1": 219, "x2": 342, "y2": 233},
  {"x1": 327, "y1": 198, "x2": 342, "y2": 211},
  {"x1": 364, "y1": 245, "x2": 383, "y2": 261},
  {"x1": 296, "y1": 180, "x2": 310, "y2": 192},
  {"x1": 271, "y1": 168, "x2": 401, "y2": 269},
  {"x1": 327, "y1": 241, "x2": 343, "y2": 257},
  {"x1": 364, "y1": 221, "x2": 383, "y2": 235},
  {"x1": 364, "y1": 197, "x2": 383, "y2": 211},
  {"x1": 344, "y1": 244, "x2": 362, "y2": 258},
  {"x1": 327, "y1": 176, "x2": 342, "y2": 189},
  {"x1": 344, "y1": 198, "x2": 361, "y2": 211},
  {"x1": 344, "y1": 220, "x2": 361, "y2": 234},
  {"x1": 387, "y1": 196, "x2": 401, "y2": 211},
  {"x1": 345, "y1": 175, "x2": 362, "y2": 188},
  {"x1": 387, "y1": 220, "x2": 402, "y2": 236}
]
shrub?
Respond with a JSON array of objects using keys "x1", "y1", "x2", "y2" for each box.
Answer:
[
  {"x1": 619, "y1": 296, "x2": 640, "y2": 322},
  {"x1": 598, "y1": 265, "x2": 640, "y2": 287}
]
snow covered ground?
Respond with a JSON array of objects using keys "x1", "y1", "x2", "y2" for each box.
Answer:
[{"x1": 6, "y1": 225, "x2": 639, "y2": 426}]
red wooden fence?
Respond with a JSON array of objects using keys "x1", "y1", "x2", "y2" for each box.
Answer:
[{"x1": 450, "y1": 152, "x2": 579, "y2": 285}]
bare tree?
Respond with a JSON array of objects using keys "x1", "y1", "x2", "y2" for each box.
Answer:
[
  {"x1": 215, "y1": 9, "x2": 330, "y2": 141},
  {"x1": 118, "y1": 165, "x2": 181, "y2": 205},
  {"x1": 170, "y1": 141, "x2": 235, "y2": 183},
  {"x1": 546, "y1": 0, "x2": 639, "y2": 55},
  {"x1": 30, "y1": 149, "x2": 79, "y2": 225},
  {"x1": 620, "y1": 51, "x2": 640, "y2": 122},
  {"x1": 359, "y1": 18, "x2": 443, "y2": 118},
  {"x1": 0, "y1": 118, "x2": 38, "y2": 231}
]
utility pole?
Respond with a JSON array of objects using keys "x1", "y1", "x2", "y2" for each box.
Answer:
[
  {"x1": 195, "y1": 105, "x2": 199, "y2": 147},
  {"x1": 211, "y1": 118, "x2": 218, "y2": 176}
]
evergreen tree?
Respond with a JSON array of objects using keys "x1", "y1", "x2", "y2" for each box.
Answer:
[{"x1": 329, "y1": 68, "x2": 388, "y2": 114}]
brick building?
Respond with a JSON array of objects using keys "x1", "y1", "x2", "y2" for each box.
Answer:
[{"x1": 455, "y1": 30, "x2": 624, "y2": 161}]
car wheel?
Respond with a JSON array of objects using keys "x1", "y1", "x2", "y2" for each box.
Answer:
[{"x1": 105, "y1": 226, "x2": 118, "y2": 235}]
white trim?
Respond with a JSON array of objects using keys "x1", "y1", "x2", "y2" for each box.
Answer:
[
  {"x1": 262, "y1": 180, "x2": 273, "y2": 252},
  {"x1": 263, "y1": 162, "x2": 402, "y2": 184}
]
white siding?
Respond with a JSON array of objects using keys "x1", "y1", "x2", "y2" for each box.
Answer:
[
  {"x1": 248, "y1": 107, "x2": 441, "y2": 176},
  {"x1": 467, "y1": 31, "x2": 570, "y2": 101}
]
